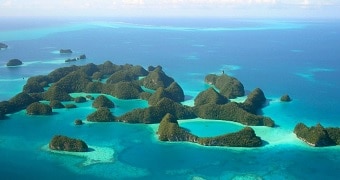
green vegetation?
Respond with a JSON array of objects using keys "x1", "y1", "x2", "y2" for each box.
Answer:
[
  {"x1": 65, "y1": 104, "x2": 77, "y2": 109},
  {"x1": 158, "y1": 113, "x2": 198, "y2": 141},
  {"x1": 43, "y1": 85, "x2": 72, "y2": 101},
  {"x1": 51, "y1": 71, "x2": 91, "y2": 93},
  {"x1": 205, "y1": 74, "x2": 245, "y2": 98},
  {"x1": 157, "y1": 113, "x2": 262, "y2": 147},
  {"x1": 113, "y1": 81, "x2": 143, "y2": 99},
  {"x1": 139, "y1": 91, "x2": 152, "y2": 100},
  {"x1": 326, "y1": 127, "x2": 340, "y2": 145},
  {"x1": 0, "y1": 101, "x2": 12, "y2": 115},
  {"x1": 26, "y1": 102, "x2": 52, "y2": 115},
  {"x1": 198, "y1": 127, "x2": 262, "y2": 147},
  {"x1": 96, "y1": 61, "x2": 119, "y2": 76},
  {"x1": 6, "y1": 59, "x2": 22, "y2": 66},
  {"x1": 85, "y1": 82, "x2": 103, "y2": 93},
  {"x1": 49, "y1": 135, "x2": 88, "y2": 152},
  {"x1": 79, "y1": 63, "x2": 99, "y2": 76},
  {"x1": 87, "y1": 107, "x2": 115, "y2": 122},
  {"x1": 0, "y1": 61, "x2": 278, "y2": 149},
  {"x1": 49, "y1": 100, "x2": 65, "y2": 109},
  {"x1": 47, "y1": 65, "x2": 79, "y2": 82},
  {"x1": 194, "y1": 87, "x2": 229, "y2": 106},
  {"x1": 147, "y1": 65, "x2": 162, "y2": 72},
  {"x1": 294, "y1": 123, "x2": 340, "y2": 147},
  {"x1": 86, "y1": 95, "x2": 94, "y2": 100},
  {"x1": 74, "y1": 96, "x2": 87, "y2": 103},
  {"x1": 92, "y1": 71, "x2": 103, "y2": 81},
  {"x1": 193, "y1": 84, "x2": 273, "y2": 127},
  {"x1": 118, "y1": 97, "x2": 195, "y2": 124},
  {"x1": 74, "y1": 119, "x2": 83, "y2": 125},
  {"x1": 9, "y1": 92, "x2": 38, "y2": 112},
  {"x1": 194, "y1": 102, "x2": 274, "y2": 127},
  {"x1": 106, "y1": 65, "x2": 147, "y2": 84},
  {"x1": 280, "y1": 94, "x2": 292, "y2": 102},
  {"x1": 147, "y1": 82, "x2": 185, "y2": 105},
  {"x1": 241, "y1": 88, "x2": 267, "y2": 114},
  {"x1": 23, "y1": 75, "x2": 50, "y2": 93},
  {"x1": 163, "y1": 82, "x2": 185, "y2": 102},
  {"x1": 147, "y1": 87, "x2": 168, "y2": 106},
  {"x1": 142, "y1": 66, "x2": 174, "y2": 90},
  {"x1": 92, "y1": 95, "x2": 115, "y2": 108}
]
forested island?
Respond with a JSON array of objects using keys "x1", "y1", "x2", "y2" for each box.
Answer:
[
  {"x1": 6, "y1": 59, "x2": 23, "y2": 66},
  {"x1": 5, "y1": 60, "x2": 332, "y2": 147},
  {"x1": 294, "y1": 123, "x2": 340, "y2": 147},
  {"x1": 158, "y1": 113, "x2": 263, "y2": 147},
  {"x1": 49, "y1": 135, "x2": 88, "y2": 152}
]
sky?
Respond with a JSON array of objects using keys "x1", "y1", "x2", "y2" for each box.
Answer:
[{"x1": 0, "y1": 0, "x2": 339, "y2": 19}]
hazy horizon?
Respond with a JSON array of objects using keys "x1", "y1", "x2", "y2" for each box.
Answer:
[{"x1": 1, "y1": 0, "x2": 340, "y2": 19}]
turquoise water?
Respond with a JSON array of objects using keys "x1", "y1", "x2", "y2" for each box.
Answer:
[
  {"x1": 179, "y1": 119, "x2": 244, "y2": 137},
  {"x1": 1, "y1": 17, "x2": 340, "y2": 179}
]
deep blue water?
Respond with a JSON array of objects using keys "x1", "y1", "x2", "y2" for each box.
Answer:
[{"x1": 1, "y1": 17, "x2": 340, "y2": 179}]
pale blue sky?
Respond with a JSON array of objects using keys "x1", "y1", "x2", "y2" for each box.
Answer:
[{"x1": 0, "y1": 0, "x2": 339, "y2": 18}]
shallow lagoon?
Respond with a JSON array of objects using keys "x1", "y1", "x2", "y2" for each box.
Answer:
[
  {"x1": 1, "y1": 18, "x2": 340, "y2": 179},
  {"x1": 179, "y1": 119, "x2": 244, "y2": 137}
]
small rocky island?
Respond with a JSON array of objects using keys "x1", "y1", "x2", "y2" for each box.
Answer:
[
  {"x1": 74, "y1": 119, "x2": 83, "y2": 125},
  {"x1": 280, "y1": 94, "x2": 292, "y2": 102},
  {"x1": 87, "y1": 107, "x2": 116, "y2": 122},
  {"x1": 49, "y1": 135, "x2": 88, "y2": 152},
  {"x1": 65, "y1": 54, "x2": 86, "y2": 63},
  {"x1": 0, "y1": 42, "x2": 8, "y2": 49},
  {"x1": 92, "y1": 95, "x2": 115, "y2": 108},
  {"x1": 60, "y1": 49, "x2": 72, "y2": 54},
  {"x1": 6, "y1": 59, "x2": 23, "y2": 66},
  {"x1": 294, "y1": 123, "x2": 340, "y2": 147}
]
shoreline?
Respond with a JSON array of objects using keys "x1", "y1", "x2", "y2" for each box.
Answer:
[{"x1": 41, "y1": 144, "x2": 115, "y2": 166}]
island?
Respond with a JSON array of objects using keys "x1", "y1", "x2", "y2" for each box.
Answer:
[
  {"x1": 26, "y1": 102, "x2": 52, "y2": 115},
  {"x1": 65, "y1": 54, "x2": 87, "y2": 63},
  {"x1": 74, "y1": 119, "x2": 83, "y2": 125},
  {"x1": 158, "y1": 113, "x2": 263, "y2": 147},
  {"x1": 74, "y1": 96, "x2": 87, "y2": 103},
  {"x1": 87, "y1": 107, "x2": 115, "y2": 122},
  {"x1": 0, "y1": 61, "x2": 277, "y2": 147},
  {"x1": 92, "y1": 95, "x2": 115, "y2": 108},
  {"x1": 49, "y1": 135, "x2": 88, "y2": 152},
  {"x1": 0, "y1": 42, "x2": 8, "y2": 49},
  {"x1": 49, "y1": 100, "x2": 65, "y2": 109},
  {"x1": 294, "y1": 122, "x2": 340, "y2": 147},
  {"x1": 205, "y1": 74, "x2": 245, "y2": 98},
  {"x1": 65, "y1": 104, "x2": 77, "y2": 109},
  {"x1": 280, "y1": 94, "x2": 292, "y2": 102},
  {"x1": 6, "y1": 59, "x2": 23, "y2": 66},
  {"x1": 60, "y1": 49, "x2": 72, "y2": 54},
  {"x1": 65, "y1": 58, "x2": 77, "y2": 62},
  {"x1": 194, "y1": 87, "x2": 229, "y2": 106},
  {"x1": 79, "y1": 54, "x2": 86, "y2": 59},
  {"x1": 193, "y1": 87, "x2": 274, "y2": 127}
]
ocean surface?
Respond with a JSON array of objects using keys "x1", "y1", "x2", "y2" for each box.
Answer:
[{"x1": 1, "y1": 17, "x2": 340, "y2": 179}]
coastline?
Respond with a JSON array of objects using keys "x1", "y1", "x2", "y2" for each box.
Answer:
[{"x1": 41, "y1": 144, "x2": 115, "y2": 166}]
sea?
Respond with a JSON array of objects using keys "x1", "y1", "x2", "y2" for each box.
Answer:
[{"x1": 0, "y1": 17, "x2": 340, "y2": 179}]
